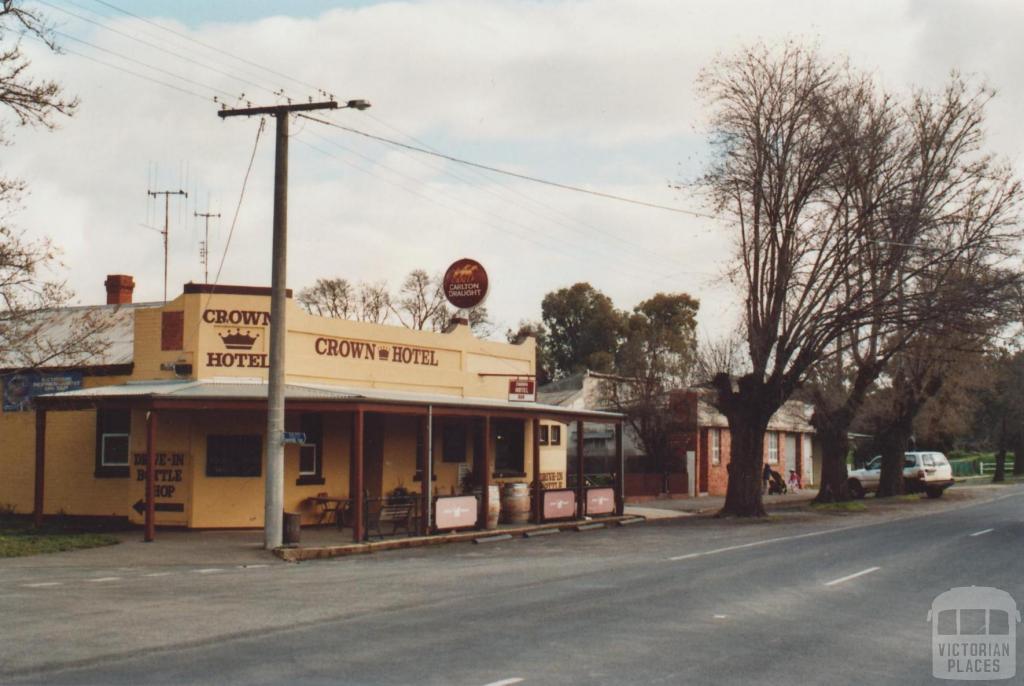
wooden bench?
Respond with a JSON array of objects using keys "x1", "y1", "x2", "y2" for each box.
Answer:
[{"x1": 367, "y1": 500, "x2": 416, "y2": 539}]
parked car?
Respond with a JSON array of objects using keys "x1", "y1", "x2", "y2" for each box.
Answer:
[{"x1": 847, "y1": 451, "x2": 954, "y2": 499}]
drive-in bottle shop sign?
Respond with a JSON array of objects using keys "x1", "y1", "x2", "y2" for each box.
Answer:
[{"x1": 442, "y1": 258, "x2": 488, "y2": 309}]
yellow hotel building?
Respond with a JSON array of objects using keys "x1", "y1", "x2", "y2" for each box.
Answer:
[{"x1": 1, "y1": 276, "x2": 622, "y2": 542}]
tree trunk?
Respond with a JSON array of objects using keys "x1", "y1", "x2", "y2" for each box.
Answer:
[
  {"x1": 1014, "y1": 433, "x2": 1024, "y2": 476},
  {"x1": 875, "y1": 420, "x2": 911, "y2": 497},
  {"x1": 719, "y1": 409, "x2": 770, "y2": 517},
  {"x1": 992, "y1": 448, "x2": 1006, "y2": 483},
  {"x1": 814, "y1": 423, "x2": 851, "y2": 503}
]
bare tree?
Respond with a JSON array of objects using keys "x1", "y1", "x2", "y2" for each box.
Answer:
[
  {"x1": 0, "y1": 2, "x2": 111, "y2": 372},
  {"x1": 392, "y1": 270, "x2": 448, "y2": 331},
  {"x1": 297, "y1": 278, "x2": 356, "y2": 319},
  {"x1": 698, "y1": 43, "x2": 1023, "y2": 516},
  {"x1": 357, "y1": 281, "x2": 391, "y2": 324}
]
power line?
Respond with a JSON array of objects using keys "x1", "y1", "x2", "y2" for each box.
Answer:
[
  {"x1": 88, "y1": 0, "x2": 326, "y2": 95},
  {"x1": 52, "y1": 29, "x2": 237, "y2": 99},
  {"x1": 297, "y1": 113, "x2": 718, "y2": 219},
  {"x1": 37, "y1": 0, "x2": 278, "y2": 100},
  {"x1": 205, "y1": 117, "x2": 267, "y2": 309}
]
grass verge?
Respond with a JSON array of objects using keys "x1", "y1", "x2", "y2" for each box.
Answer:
[
  {"x1": 809, "y1": 500, "x2": 867, "y2": 512},
  {"x1": 0, "y1": 517, "x2": 120, "y2": 558}
]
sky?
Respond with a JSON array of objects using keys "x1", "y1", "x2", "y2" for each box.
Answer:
[{"x1": 7, "y1": 0, "x2": 1024, "y2": 341}]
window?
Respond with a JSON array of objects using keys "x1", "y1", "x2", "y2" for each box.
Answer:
[
  {"x1": 711, "y1": 428, "x2": 721, "y2": 466},
  {"x1": 442, "y1": 422, "x2": 467, "y2": 463},
  {"x1": 207, "y1": 435, "x2": 262, "y2": 477},
  {"x1": 494, "y1": 419, "x2": 525, "y2": 476},
  {"x1": 95, "y1": 409, "x2": 130, "y2": 478},
  {"x1": 767, "y1": 432, "x2": 779, "y2": 464},
  {"x1": 296, "y1": 414, "x2": 324, "y2": 485},
  {"x1": 538, "y1": 425, "x2": 549, "y2": 446},
  {"x1": 550, "y1": 425, "x2": 561, "y2": 446}
]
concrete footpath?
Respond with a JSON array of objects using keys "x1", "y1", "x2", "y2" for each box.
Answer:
[{"x1": 628, "y1": 489, "x2": 818, "y2": 515}]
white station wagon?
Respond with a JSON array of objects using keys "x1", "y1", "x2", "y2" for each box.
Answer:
[{"x1": 848, "y1": 451, "x2": 955, "y2": 499}]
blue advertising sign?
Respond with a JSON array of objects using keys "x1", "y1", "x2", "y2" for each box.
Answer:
[{"x1": 1, "y1": 371, "x2": 84, "y2": 412}]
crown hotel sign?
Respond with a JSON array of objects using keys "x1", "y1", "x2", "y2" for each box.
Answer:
[{"x1": 442, "y1": 258, "x2": 488, "y2": 310}]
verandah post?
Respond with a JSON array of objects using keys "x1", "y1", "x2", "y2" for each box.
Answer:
[
  {"x1": 351, "y1": 408, "x2": 365, "y2": 542},
  {"x1": 576, "y1": 419, "x2": 585, "y2": 519},
  {"x1": 33, "y1": 409, "x2": 46, "y2": 528},
  {"x1": 482, "y1": 415, "x2": 492, "y2": 529},
  {"x1": 145, "y1": 410, "x2": 157, "y2": 542},
  {"x1": 532, "y1": 418, "x2": 542, "y2": 523},
  {"x1": 615, "y1": 421, "x2": 624, "y2": 515}
]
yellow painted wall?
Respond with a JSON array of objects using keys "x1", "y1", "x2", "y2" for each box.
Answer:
[{"x1": 0, "y1": 288, "x2": 573, "y2": 528}]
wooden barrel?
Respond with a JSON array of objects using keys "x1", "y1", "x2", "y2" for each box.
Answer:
[
  {"x1": 473, "y1": 485, "x2": 501, "y2": 529},
  {"x1": 500, "y1": 482, "x2": 531, "y2": 524}
]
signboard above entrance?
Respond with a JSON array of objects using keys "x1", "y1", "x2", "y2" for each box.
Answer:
[
  {"x1": 442, "y1": 258, "x2": 488, "y2": 309},
  {"x1": 508, "y1": 378, "x2": 536, "y2": 402}
]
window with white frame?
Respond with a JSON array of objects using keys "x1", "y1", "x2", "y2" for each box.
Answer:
[
  {"x1": 711, "y1": 428, "x2": 721, "y2": 465},
  {"x1": 767, "y1": 431, "x2": 779, "y2": 464},
  {"x1": 95, "y1": 409, "x2": 130, "y2": 477}
]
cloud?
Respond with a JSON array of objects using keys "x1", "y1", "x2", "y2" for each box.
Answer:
[{"x1": 5, "y1": 0, "x2": 1023, "y2": 343}]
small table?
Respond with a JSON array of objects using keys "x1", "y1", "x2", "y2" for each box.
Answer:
[{"x1": 303, "y1": 496, "x2": 351, "y2": 528}]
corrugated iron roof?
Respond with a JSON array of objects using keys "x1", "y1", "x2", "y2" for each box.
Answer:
[
  {"x1": 38, "y1": 378, "x2": 622, "y2": 419},
  {"x1": 0, "y1": 302, "x2": 160, "y2": 370}
]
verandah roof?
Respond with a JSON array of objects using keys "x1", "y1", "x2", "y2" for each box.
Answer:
[{"x1": 33, "y1": 378, "x2": 623, "y2": 423}]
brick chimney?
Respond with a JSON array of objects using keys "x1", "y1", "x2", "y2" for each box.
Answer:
[{"x1": 104, "y1": 274, "x2": 135, "y2": 305}]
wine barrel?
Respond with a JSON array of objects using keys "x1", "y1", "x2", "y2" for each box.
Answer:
[
  {"x1": 500, "y1": 482, "x2": 531, "y2": 524},
  {"x1": 472, "y1": 484, "x2": 501, "y2": 529}
]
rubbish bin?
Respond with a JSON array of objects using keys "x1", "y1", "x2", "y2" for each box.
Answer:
[{"x1": 283, "y1": 511, "x2": 301, "y2": 546}]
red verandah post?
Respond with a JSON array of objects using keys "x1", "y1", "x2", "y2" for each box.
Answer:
[
  {"x1": 352, "y1": 408, "x2": 365, "y2": 543},
  {"x1": 532, "y1": 418, "x2": 542, "y2": 523},
  {"x1": 33, "y1": 409, "x2": 46, "y2": 528},
  {"x1": 615, "y1": 421, "x2": 625, "y2": 515},
  {"x1": 145, "y1": 411, "x2": 157, "y2": 542},
  {"x1": 576, "y1": 419, "x2": 585, "y2": 519}
]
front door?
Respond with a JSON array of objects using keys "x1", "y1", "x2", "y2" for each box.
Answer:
[
  {"x1": 364, "y1": 414, "x2": 385, "y2": 498},
  {"x1": 785, "y1": 434, "x2": 797, "y2": 478}
]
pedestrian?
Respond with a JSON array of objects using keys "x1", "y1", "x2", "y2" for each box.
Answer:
[
  {"x1": 788, "y1": 469, "x2": 801, "y2": 492},
  {"x1": 762, "y1": 462, "x2": 772, "y2": 494}
]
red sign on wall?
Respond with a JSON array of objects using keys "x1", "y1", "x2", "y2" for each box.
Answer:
[
  {"x1": 442, "y1": 258, "x2": 489, "y2": 309},
  {"x1": 508, "y1": 378, "x2": 536, "y2": 402}
]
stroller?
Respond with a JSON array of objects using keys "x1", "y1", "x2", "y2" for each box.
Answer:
[{"x1": 767, "y1": 469, "x2": 788, "y2": 495}]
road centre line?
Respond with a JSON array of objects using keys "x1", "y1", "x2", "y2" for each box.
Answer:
[
  {"x1": 666, "y1": 488, "x2": 1024, "y2": 562},
  {"x1": 88, "y1": 577, "x2": 120, "y2": 583},
  {"x1": 969, "y1": 528, "x2": 994, "y2": 537},
  {"x1": 194, "y1": 568, "x2": 224, "y2": 574},
  {"x1": 824, "y1": 566, "x2": 881, "y2": 587},
  {"x1": 481, "y1": 679, "x2": 524, "y2": 686},
  {"x1": 23, "y1": 582, "x2": 61, "y2": 588}
]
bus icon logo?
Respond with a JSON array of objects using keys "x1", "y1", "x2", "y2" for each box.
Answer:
[{"x1": 928, "y1": 587, "x2": 1020, "y2": 680}]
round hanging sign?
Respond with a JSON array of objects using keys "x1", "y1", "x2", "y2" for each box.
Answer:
[{"x1": 442, "y1": 258, "x2": 489, "y2": 309}]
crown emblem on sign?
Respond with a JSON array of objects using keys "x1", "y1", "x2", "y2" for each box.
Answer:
[{"x1": 219, "y1": 329, "x2": 259, "y2": 350}]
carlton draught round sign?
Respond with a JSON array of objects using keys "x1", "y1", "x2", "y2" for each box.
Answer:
[{"x1": 442, "y1": 258, "x2": 489, "y2": 309}]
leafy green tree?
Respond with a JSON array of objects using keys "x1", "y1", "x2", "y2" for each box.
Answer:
[
  {"x1": 540, "y1": 283, "x2": 624, "y2": 378},
  {"x1": 603, "y1": 293, "x2": 699, "y2": 476}
]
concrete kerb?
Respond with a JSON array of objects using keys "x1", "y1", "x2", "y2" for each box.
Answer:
[{"x1": 274, "y1": 514, "x2": 646, "y2": 562}]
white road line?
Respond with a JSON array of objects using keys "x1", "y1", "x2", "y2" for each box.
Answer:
[
  {"x1": 89, "y1": 577, "x2": 121, "y2": 583},
  {"x1": 969, "y1": 528, "x2": 994, "y2": 537},
  {"x1": 143, "y1": 572, "x2": 174, "y2": 577},
  {"x1": 240, "y1": 564, "x2": 269, "y2": 569},
  {"x1": 824, "y1": 566, "x2": 881, "y2": 587},
  {"x1": 482, "y1": 679, "x2": 524, "y2": 686},
  {"x1": 23, "y1": 582, "x2": 61, "y2": 588},
  {"x1": 194, "y1": 568, "x2": 224, "y2": 574},
  {"x1": 668, "y1": 526, "x2": 860, "y2": 561},
  {"x1": 667, "y1": 489, "x2": 1024, "y2": 563}
]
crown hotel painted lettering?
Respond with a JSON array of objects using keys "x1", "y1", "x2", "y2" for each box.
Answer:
[
  {"x1": 203, "y1": 309, "x2": 271, "y2": 369},
  {"x1": 315, "y1": 336, "x2": 439, "y2": 367}
]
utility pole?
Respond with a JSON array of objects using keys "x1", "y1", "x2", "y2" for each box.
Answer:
[
  {"x1": 147, "y1": 189, "x2": 188, "y2": 301},
  {"x1": 218, "y1": 98, "x2": 370, "y2": 550},
  {"x1": 194, "y1": 210, "x2": 220, "y2": 283}
]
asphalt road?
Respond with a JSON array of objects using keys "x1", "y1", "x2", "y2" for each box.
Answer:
[{"x1": 2, "y1": 487, "x2": 1022, "y2": 685}]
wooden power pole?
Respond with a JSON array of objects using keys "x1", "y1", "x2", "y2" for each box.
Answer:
[
  {"x1": 217, "y1": 99, "x2": 369, "y2": 550},
  {"x1": 147, "y1": 189, "x2": 188, "y2": 302}
]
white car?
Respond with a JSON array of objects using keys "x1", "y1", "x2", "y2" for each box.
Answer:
[{"x1": 847, "y1": 451, "x2": 954, "y2": 499}]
